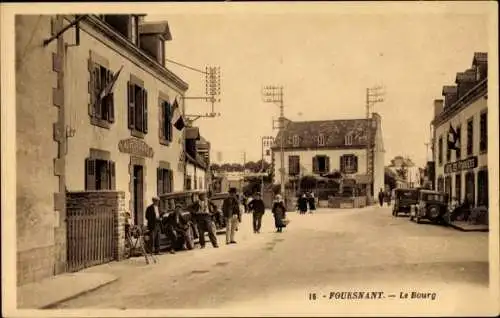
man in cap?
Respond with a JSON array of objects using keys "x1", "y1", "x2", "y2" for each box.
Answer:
[
  {"x1": 248, "y1": 192, "x2": 265, "y2": 233},
  {"x1": 190, "y1": 192, "x2": 219, "y2": 249},
  {"x1": 165, "y1": 204, "x2": 195, "y2": 252},
  {"x1": 145, "y1": 197, "x2": 162, "y2": 254},
  {"x1": 223, "y1": 187, "x2": 242, "y2": 244}
]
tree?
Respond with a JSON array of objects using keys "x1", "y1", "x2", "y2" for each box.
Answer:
[
  {"x1": 210, "y1": 163, "x2": 221, "y2": 171},
  {"x1": 384, "y1": 167, "x2": 397, "y2": 190},
  {"x1": 396, "y1": 163, "x2": 408, "y2": 181}
]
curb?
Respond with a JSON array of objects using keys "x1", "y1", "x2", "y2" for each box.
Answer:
[
  {"x1": 446, "y1": 222, "x2": 489, "y2": 232},
  {"x1": 41, "y1": 276, "x2": 119, "y2": 309}
]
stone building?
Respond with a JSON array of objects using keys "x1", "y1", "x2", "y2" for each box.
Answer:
[
  {"x1": 271, "y1": 114, "x2": 385, "y2": 199},
  {"x1": 386, "y1": 156, "x2": 422, "y2": 189},
  {"x1": 16, "y1": 14, "x2": 189, "y2": 285},
  {"x1": 431, "y1": 52, "x2": 488, "y2": 207},
  {"x1": 184, "y1": 127, "x2": 210, "y2": 191}
]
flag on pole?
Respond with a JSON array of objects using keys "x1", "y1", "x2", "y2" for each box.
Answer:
[
  {"x1": 99, "y1": 65, "x2": 123, "y2": 100},
  {"x1": 171, "y1": 98, "x2": 186, "y2": 130},
  {"x1": 447, "y1": 123, "x2": 460, "y2": 150}
]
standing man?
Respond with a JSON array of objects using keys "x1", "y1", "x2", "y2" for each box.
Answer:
[
  {"x1": 191, "y1": 192, "x2": 219, "y2": 249},
  {"x1": 248, "y1": 192, "x2": 265, "y2": 233},
  {"x1": 145, "y1": 197, "x2": 162, "y2": 254},
  {"x1": 223, "y1": 187, "x2": 241, "y2": 244},
  {"x1": 378, "y1": 189, "x2": 385, "y2": 207}
]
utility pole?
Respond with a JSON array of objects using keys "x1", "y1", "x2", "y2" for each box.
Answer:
[
  {"x1": 262, "y1": 85, "x2": 286, "y2": 204},
  {"x1": 365, "y1": 85, "x2": 385, "y2": 201},
  {"x1": 261, "y1": 136, "x2": 275, "y2": 195}
]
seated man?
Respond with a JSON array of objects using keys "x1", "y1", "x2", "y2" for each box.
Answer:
[{"x1": 165, "y1": 204, "x2": 194, "y2": 253}]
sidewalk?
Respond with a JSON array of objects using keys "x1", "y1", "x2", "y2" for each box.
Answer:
[
  {"x1": 447, "y1": 220, "x2": 489, "y2": 232},
  {"x1": 17, "y1": 271, "x2": 118, "y2": 309}
]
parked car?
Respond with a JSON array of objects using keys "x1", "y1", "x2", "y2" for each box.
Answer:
[
  {"x1": 409, "y1": 190, "x2": 449, "y2": 224},
  {"x1": 392, "y1": 188, "x2": 419, "y2": 217},
  {"x1": 158, "y1": 190, "x2": 203, "y2": 250}
]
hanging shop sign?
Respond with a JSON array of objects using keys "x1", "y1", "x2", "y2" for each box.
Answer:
[{"x1": 118, "y1": 138, "x2": 154, "y2": 158}]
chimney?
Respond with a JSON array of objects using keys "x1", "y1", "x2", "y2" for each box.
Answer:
[
  {"x1": 441, "y1": 85, "x2": 458, "y2": 108},
  {"x1": 434, "y1": 99, "x2": 444, "y2": 117},
  {"x1": 455, "y1": 69, "x2": 477, "y2": 99}
]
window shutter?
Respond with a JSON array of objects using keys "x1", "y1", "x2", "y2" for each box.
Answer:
[
  {"x1": 85, "y1": 158, "x2": 96, "y2": 190},
  {"x1": 127, "y1": 82, "x2": 135, "y2": 129},
  {"x1": 110, "y1": 161, "x2": 116, "y2": 190},
  {"x1": 88, "y1": 59, "x2": 96, "y2": 117},
  {"x1": 94, "y1": 66, "x2": 102, "y2": 119},
  {"x1": 168, "y1": 169, "x2": 174, "y2": 193},
  {"x1": 340, "y1": 155, "x2": 345, "y2": 173},
  {"x1": 157, "y1": 168, "x2": 164, "y2": 196},
  {"x1": 159, "y1": 100, "x2": 164, "y2": 140},
  {"x1": 353, "y1": 155, "x2": 358, "y2": 173},
  {"x1": 325, "y1": 156, "x2": 330, "y2": 173},
  {"x1": 143, "y1": 89, "x2": 148, "y2": 133},
  {"x1": 167, "y1": 102, "x2": 173, "y2": 142},
  {"x1": 312, "y1": 156, "x2": 318, "y2": 174}
]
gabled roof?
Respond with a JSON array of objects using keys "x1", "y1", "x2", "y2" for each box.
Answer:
[
  {"x1": 139, "y1": 21, "x2": 172, "y2": 41},
  {"x1": 442, "y1": 85, "x2": 457, "y2": 95},
  {"x1": 273, "y1": 118, "x2": 377, "y2": 149},
  {"x1": 455, "y1": 69, "x2": 476, "y2": 83}
]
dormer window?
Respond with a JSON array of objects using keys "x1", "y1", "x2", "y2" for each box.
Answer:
[
  {"x1": 318, "y1": 134, "x2": 326, "y2": 146},
  {"x1": 292, "y1": 135, "x2": 300, "y2": 146},
  {"x1": 102, "y1": 15, "x2": 132, "y2": 40},
  {"x1": 345, "y1": 134, "x2": 353, "y2": 146}
]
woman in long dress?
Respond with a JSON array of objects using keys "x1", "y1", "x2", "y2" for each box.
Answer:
[
  {"x1": 297, "y1": 193, "x2": 308, "y2": 215},
  {"x1": 272, "y1": 194, "x2": 287, "y2": 232}
]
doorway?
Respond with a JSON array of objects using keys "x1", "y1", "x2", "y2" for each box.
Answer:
[{"x1": 133, "y1": 165, "x2": 144, "y2": 226}]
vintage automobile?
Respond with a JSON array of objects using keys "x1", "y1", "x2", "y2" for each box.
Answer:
[
  {"x1": 409, "y1": 190, "x2": 449, "y2": 224},
  {"x1": 158, "y1": 190, "x2": 203, "y2": 251},
  {"x1": 208, "y1": 192, "x2": 230, "y2": 232},
  {"x1": 392, "y1": 188, "x2": 419, "y2": 217}
]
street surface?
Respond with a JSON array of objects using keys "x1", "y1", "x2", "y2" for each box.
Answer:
[{"x1": 54, "y1": 205, "x2": 493, "y2": 316}]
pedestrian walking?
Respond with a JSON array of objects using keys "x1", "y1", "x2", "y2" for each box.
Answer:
[
  {"x1": 190, "y1": 192, "x2": 219, "y2": 249},
  {"x1": 297, "y1": 193, "x2": 308, "y2": 215},
  {"x1": 308, "y1": 191, "x2": 316, "y2": 213},
  {"x1": 272, "y1": 194, "x2": 287, "y2": 232},
  {"x1": 223, "y1": 187, "x2": 242, "y2": 244},
  {"x1": 248, "y1": 192, "x2": 265, "y2": 233},
  {"x1": 378, "y1": 189, "x2": 385, "y2": 207},
  {"x1": 385, "y1": 189, "x2": 392, "y2": 206},
  {"x1": 145, "y1": 197, "x2": 162, "y2": 254}
]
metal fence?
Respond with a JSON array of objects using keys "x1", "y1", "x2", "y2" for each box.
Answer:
[{"x1": 66, "y1": 206, "x2": 115, "y2": 272}]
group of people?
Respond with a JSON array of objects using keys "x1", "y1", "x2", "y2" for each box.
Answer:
[
  {"x1": 378, "y1": 188, "x2": 393, "y2": 207},
  {"x1": 296, "y1": 192, "x2": 316, "y2": 214},
  {"x1": 142, "y1": 188, "x2": 290, "y2": 255}
]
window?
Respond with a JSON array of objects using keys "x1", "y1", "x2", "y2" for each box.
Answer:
[
  {"x1": 340, "y1": 154, "x2": 358, "y2": 174},
  {"x1": 157, "y1": 168, "x2": 173, "y2": 195},
  {"x1": 85, "y1": 158, "x2": 115, "y2": 190},
  {"x1": 446, "y1": 137, "x2": 451, "y2": 162},
  {"x1": 455, "y1": 173, "x2": 461, "y2": 202},
  {"x1": 194, "y1": 176, "x2": 198, "y2": 189},
  {"x1": 477, "y1": 169, "x2": 488, "y2": 207},
  {"x1": 185, "y1": 175, "x2": 192, "y2": 190},
  {"x1": 465, "y1": 171, "x2": 475, "y2": 206},
  {"x1": 89, "y1": 63, "x2": 115, "y2": 127},
  {"x1": 199, "y1": 177, "x2": 203, "y2": 190},
  {"x1": 437, "y1": 176, "x2": 444, "y2": 192},
  {"x1": 345, "y1": 134, "x2": 353, "y2": 146},
  {"x1": 313, "y1": 155, "x2": 329, "y2": 174},
  {"x1": 288, "y1": 155, "x2": 300, "y2": 176},
  {"x1": 102, "y1": 15, "x2": 131, "y2": 40},
  {"x1": 467, "y1": 117, "x2": 473, "y2": 155},
  {"x1": 159, "y1": 100, "x2": 173, "y2": 144},
  {"x1": 318, "y1": 134, "x2": 326, "y2": 146},
  {"x1": 292, "y1": 135, "x2": 300, "y2": 147},
  {"x1": 456, "y1": 125, "x2": 462, "y2": 160},
  {"x1": 128, "y1": 81, "x2": 148, "y2": 135},
  {"x1": 444, "y1": 175, "x2": 452, "y2": 202},
  {"x1": 438, "y1": 137, "x2": 443, "y2": 165},
  {"x1": 480, "y1": 111, "x2": 487, "y2": 153}
]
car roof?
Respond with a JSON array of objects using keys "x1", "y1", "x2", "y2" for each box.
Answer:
[
  {"x1": 160, "y1": 190, "x2": 207, "y2": 199},
  {"x1": 210, "y1": 192, "x2": 230, "y2": 199},
  {"x1": 395, "y1": 188, "x2": 418, "y2": 192},
  {"x1": 419, "y1": 190, "x2": 443, "y2": 194}
]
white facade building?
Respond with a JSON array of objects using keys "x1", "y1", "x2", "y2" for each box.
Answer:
[
  {"x1": 432, "y1": 52, "x2": 488, "y2": 207},
  {"x1": 272, "y1": 114, "x2": 385, "y2": 197}
]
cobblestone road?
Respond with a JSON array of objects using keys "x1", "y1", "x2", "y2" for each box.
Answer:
[{"x1": 53, "y1": 205, "x2": 493, "y2": 315}]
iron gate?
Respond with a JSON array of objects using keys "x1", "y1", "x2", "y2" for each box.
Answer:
[{"x1": 67, "y1": 205, "x2": 115, "y2": 272}]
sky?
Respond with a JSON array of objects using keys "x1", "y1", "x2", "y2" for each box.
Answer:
[{"x1": 147, "y1": 4, "x2": 489, "y2": 168}]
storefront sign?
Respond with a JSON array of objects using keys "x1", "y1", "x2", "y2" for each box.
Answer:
[
  {"x1": 118, "y1": 138, "x2": 154, "y2": 158},
  {"x1": 444, "y1": 156, "x2": 478, "y2": 174}
]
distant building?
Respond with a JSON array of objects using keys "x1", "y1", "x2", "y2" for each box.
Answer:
[
  {"x1": 431, "y1": 52, "x2": 488, "y2": 207},
  {"x1": 271, "y1": 114, "x2": 385, "y2": 197},
  {"x1": 386, "y1": 156, "x2": 422, "y2": 188},
  {"x1": 184, "y1": 126, "x2": 210, "y2": 191}
]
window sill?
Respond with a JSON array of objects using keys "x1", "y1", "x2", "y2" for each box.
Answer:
[
  {"x1": 90, "y1": 117, "x2": 112, "y2": 129},
  {"x1": 131, "y1": 129, "x2": 146, "y2": 139}
]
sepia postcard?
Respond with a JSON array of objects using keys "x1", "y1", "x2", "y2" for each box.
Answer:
[{"x1": 1, "y1": 1, "x2": 499, "y2": 317}]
